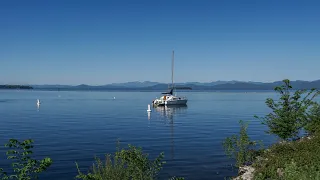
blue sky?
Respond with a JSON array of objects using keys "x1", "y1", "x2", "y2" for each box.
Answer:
[{"x1": 1, "y1": 0, "x2": 319, "y2": 85}]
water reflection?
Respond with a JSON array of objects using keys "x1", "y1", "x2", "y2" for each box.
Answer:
[
  {"x1": 153, "y1": 105, "x2": 188, "y2": 122},
  {"x1": 147, "y1": 111, "x2": 151, "y2": 120},
  {"x1": 36, "y1": 99, "x2": 41, "y2": 111},
  {"x1": 153, "y1": 105, "x2": 188, "y2": 159},
  {"x1": 36, "y1": 104, "x2": 40, "y2": 111}
]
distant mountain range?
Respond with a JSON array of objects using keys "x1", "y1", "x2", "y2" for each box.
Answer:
[{"x1": 29, "y1": 80, "x2": 320, "y2": 91}]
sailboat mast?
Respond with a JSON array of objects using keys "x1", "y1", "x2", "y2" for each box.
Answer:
[{"x1": 171, "y1": 50, "x2": 174, "y2": 89}]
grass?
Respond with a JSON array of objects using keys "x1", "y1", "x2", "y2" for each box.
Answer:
[{"x1": 253, "y1": 133, "x2": 320, "y2": 179}]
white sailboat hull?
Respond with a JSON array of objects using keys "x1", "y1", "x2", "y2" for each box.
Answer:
[
  {"x1": 165, "y1": 99, "x2": 187, "y2": 105},
  {"x1": 153, "y1": 95, "x2": 187, "y2": 106}
]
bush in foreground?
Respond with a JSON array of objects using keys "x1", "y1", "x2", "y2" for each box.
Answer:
[
  {"x1": 0, "y1": 139, "x2": 183, "y2": 180},
  {"x1": 0, "y1": 139, "x2": 52, "y2": 180},
  {"x1": 223, "y1": 120, "x2": 263, "y2": 167},
  {"x1": 255, "y1": 79, "x2": 319, "y2": 141},
  {"x1": 305, "y1": 102, "x2": 320, "y2": 135},
  {"x1": 75, "y1": 143, "x2": 183, "y2": 180},
  {"x1": 223, "y1": 79, "x2": 320, "y2": 179}
]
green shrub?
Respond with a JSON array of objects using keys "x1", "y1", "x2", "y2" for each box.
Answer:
[
  {"x1": 76, "y1": 143, "x2": 184, "y2": 180},
  {"x1": 223, "y1": 120, "x2": 263, "y2": 167},
  {"x1": 0, "y1": 139, "x2": 52, "y2": 180},
  {"x1": 305, "y1": 102, "x2": 320, "y2": 135},
  {"x1": 255, "y1": 79, "x2": 319, "y2": 141},
  {"x1": 0, "y1": 139, "x2": 183, "y2": 180},
  {"x1": 222, "y1": 80, "x2": 320, "y2": 179},
  {"x1": 253, "y1": 134, "x2": 320, "y2": 179},
  {"x1": 282, "y1": 160, "x2": 320, "y2": 180}
]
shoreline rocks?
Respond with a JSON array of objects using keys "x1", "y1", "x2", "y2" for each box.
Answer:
[{"x1": 233, "y1": 166, "x2": 255, "y2": 180}]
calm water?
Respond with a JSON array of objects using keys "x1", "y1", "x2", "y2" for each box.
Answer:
[{"x1": 0, "y1": 90, "x2": 279, "y2": 179}]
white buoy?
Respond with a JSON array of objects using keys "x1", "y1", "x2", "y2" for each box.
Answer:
[
  {"x1": 36, "y1": 99, "x2": 40, "y2": 111},
  {"x1": 113, "y1": 97, "x2": 116, "y2": 99},
  {"x1": 147, "y1": 104, "x2": 151, "y2": 112}
]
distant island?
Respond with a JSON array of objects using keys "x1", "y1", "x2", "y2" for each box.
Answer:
[
  {"x1": 0, "y1": 85, "x2": 33, "y2": 89},
  {"x1": 29, "y1": 79, "x2": 320, "y2": 91}
]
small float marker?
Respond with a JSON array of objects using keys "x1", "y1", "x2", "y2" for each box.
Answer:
[
  {"x1": 147, "y1": 104, "x2": 151, "y2": 112},
  {"x1": 36, "y1": 99, "x2": 40, "y2": 106},
  {"x1": 113, "y1": 97, "x2": 116, "y2": 99}
]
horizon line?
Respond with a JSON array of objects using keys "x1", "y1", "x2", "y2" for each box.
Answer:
[{"x1": 4, "y1": 78, "x2": 319, "y2": 86}]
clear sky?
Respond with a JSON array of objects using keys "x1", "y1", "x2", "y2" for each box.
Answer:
[{"x1": 1, "y1": 0, "x2": 319, "y2": 85}]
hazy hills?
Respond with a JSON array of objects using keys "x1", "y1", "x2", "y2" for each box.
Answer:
[{"x1": 30, "y1": 80, "x2": 320, "y2": 91}]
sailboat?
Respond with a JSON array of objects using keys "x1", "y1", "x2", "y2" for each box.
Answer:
[{"x1": 152, "y1": 50, "x2": 188, "y2": 106}]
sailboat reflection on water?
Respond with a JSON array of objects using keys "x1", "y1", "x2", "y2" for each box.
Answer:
[{"x1": 153, "y1": 105, "x2": 188, "y2": 159}]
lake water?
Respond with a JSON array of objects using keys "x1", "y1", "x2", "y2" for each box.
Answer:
[{"x1": 0, "y1": 90, "x2": 281, "y2": 179}]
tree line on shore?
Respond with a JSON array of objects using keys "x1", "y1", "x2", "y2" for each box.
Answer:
[{"x1": 0, "y1": 85, "x2": 33, "y2": 90}]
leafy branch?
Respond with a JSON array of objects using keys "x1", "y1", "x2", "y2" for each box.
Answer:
[{"x1": 0, "y1": 139, "x2": 52, "y2": 180}]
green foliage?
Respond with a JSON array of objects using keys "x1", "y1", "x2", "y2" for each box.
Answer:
[
  {"x1": 253, "y1": 134, "x2": 320, "y2": 179},
  {"x1": 0, "y1": 139, "x2": 52, "y2": 180},
  {"x1": 255, "y1": 79, "x2": 319, "y2": 140},
  {"x1": 0, "y1": 139, "x2": 183, "y2": 180},
  {"x1": 222, "y1": 120, "x2": 263, "y2": 167},
  {"x1": 282, "y1": 160, "x2": 320, "y2": 180},
  {"x1": 222, "y1": 79, "x2": 320, "y2": 179},
  {"x1": 75, "y1": 154, "x2": 128, "y2": 180},
  {"x1": 305, "y1": 102, "x2": 320, "y2": 135},
  {"x1": 76, "y1": 143, "x2": 183, "y2": 180}
]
